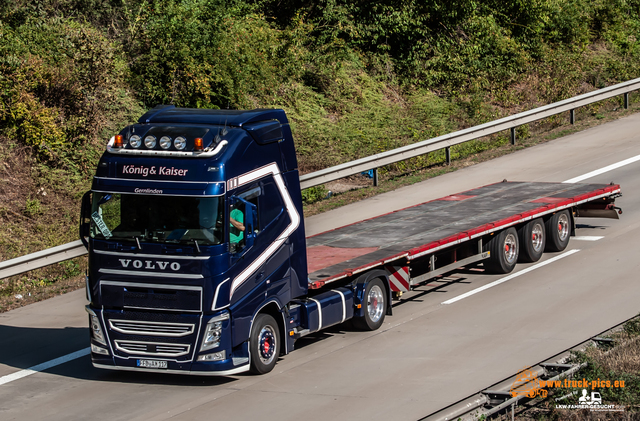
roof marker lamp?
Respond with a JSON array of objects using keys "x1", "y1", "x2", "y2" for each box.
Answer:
[
  {"x1": 174, "y1": 136, "x2": 187, "y2": 150},
  {"x1": 129, "y1": 134, "x2": 142, "y2": 148},
  {"x1": 144, "y1": 135, "x2": 156, "y2": 149},
  {"x1": 114, "y1": 134, "x2": 124, "y2": 148},
  {"x1": 159, "y1": 136, "x2": 172, "y2": 150},
  {"x1": 194, "y1": 137, "x2": 204, "y2": 151}
]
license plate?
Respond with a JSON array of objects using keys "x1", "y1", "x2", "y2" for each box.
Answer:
[{"x1": 137, "y1": 359, "x2": 167, "y2": 369}]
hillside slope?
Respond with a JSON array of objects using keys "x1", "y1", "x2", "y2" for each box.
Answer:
[{"x1": 1, "y1": 0, "x2": 640, "y2": 309}]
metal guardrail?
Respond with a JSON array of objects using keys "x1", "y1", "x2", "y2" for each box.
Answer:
[
  {"x1": 0, "y1": 240, "x2": 87, "y2": 280},
  {"x1": 299, "y1": 77, "x2": 640, "y2": 189},
  {"x1": 1, "y1": 77, "x2": 639, "y2": 280}
]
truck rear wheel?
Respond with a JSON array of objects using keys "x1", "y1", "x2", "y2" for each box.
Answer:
[
  {"x1": 545, "y1": 210, "x2": 571, "y2": 252},
  {"x1": 484, "y1": 227, "x2": 519, "y2": 274},
  {"x1": 518, "y1": 218, "x2": 546, "y2": 263},
  {"x1": 249, "y1": 313, "x2": 280, "y2": 374},
  {"x1": 353, "y1": 278, "x2": 386, "y2": 331}
]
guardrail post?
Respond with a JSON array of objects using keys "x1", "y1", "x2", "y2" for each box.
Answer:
[
  {"x1": 373, "y1": 168, "x2": 379, "y2": 187},
  {"x1": 445, "y1": 147, "x2": 451, "y2": 165},
  {"x1": 624, "y1": 92, "x2": 629, "y2": 109},
  {"x1": 570, "y1": 109, "x2": 575, "y2": 124},
  {"x1": 510, "y1": 127, "x2": 516, "y2": 145}
]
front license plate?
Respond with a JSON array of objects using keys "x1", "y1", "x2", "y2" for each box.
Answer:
[{"x1": 137, "y1": 359, "x2": 167, "y2": 369}]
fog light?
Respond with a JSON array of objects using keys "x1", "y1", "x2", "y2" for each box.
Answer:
[
  {"x1": 129, "y1": 135, "x2": 142, "y2": 148},
  {"x1": 174, "y1": 136, "x2": 187, "y2": 150},
  {"x1": 159, "y1": 136, "x2": 172, "y2": 149},
  {"x1": 197, "y1": 350, "x2": 226, "y2": 361},
  {"x1": 144, "y1": 135, "x2": 156, "y2": 149},
  {"x1": 91, "y1": 344, "x2": 110, "y2": 355}
]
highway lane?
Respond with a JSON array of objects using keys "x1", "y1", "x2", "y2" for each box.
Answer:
[{"x1": 1, "y1": 113, "x2": 640, "y2": 420}]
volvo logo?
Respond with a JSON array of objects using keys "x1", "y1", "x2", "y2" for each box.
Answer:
[{"x1": 119, "y1": 259, "x2": 181, "y2": 271}]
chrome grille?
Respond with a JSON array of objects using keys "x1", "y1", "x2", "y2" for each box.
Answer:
[
  {"x1": 109, "y1": 319, "x2": 194, "y2": 337},
  {"x1": 114, "y1": 340, "x2": 190, "y2": 357}
]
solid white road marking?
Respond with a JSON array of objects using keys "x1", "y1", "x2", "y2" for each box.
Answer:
[
  {"x1": 563, "y1": 153, "x2": 640, "y2": 183},
  {"x1": 0, "y1": 347, "x2": 90, "y2": 386},
  {"x1": 442, "y1": 249, "x2": 581, "y2": 305},
  {"x1": 572, "y1": 236, "x2": 604, "y2": 241}
]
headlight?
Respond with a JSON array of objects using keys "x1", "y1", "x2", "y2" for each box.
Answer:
[
  {"x1": 200, "y1": 311, "x2": 230, "y2": 351},
  {"x1": 85, "y1": 307, "x2": 107, "y2": 346},
  {"x1": 144, "y1": 135, "x2": 156, "y2": 149},
  {"x1": 129, "y1": 135, "x2": 142, "y2": 148},
  {"x1": 159, "y1": 136, "x2": 172, "y2": 150},
  {"x1": 174, "y1": 136, "x2": 187, "y2": 150}
]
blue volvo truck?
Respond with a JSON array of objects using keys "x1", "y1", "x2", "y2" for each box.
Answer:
[{"x1": 80, "y1": 106, "x2": 621, "y2": 375}]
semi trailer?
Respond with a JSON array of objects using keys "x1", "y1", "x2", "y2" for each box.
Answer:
[{"x1": 80, "y1": 106, "x2": 621, "y2": 375}]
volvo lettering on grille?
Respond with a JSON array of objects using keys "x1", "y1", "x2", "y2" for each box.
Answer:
[{"x1": 118, "y1": 259, "x2": 181, "y2": 271}]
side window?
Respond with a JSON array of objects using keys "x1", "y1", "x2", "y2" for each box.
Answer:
[
  {"x1": 258, "y1": 177, "x2": 285, "y2": 229},
  {"x1": 228, "y1": 177, "x2": 286, "y2": 255},
  {"x1": 229, "y1": 186, "x2": 260, "y2": 254}
]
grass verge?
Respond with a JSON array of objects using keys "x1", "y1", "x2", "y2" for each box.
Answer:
[{"x1": 303, "y1": 98, "x2": 640, "y2": 218}]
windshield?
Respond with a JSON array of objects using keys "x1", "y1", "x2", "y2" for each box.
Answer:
[{"x1": 90, "y1": 193, "x2": 224, "y2": 245}]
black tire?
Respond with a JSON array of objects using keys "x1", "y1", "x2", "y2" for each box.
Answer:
[
  {"x1": 484, "y1": 227, "x2": 519, "y2": 274},
  {"x1": 545, "y1": 210, "x2": 571, "y2": 252},
  {"x1": 352, "y1": 278, "x2": 387, "y2": 331},
  {"x1": 249, "y1": 314, "x2": 280, "y2": 374},
  {"x1": 518, "y1": 218, "x2": 546, "y2": 263}
]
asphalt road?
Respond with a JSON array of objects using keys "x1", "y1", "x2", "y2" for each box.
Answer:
[{"x1": 2, "y1": 113, "x2": 640, "y2": 421}]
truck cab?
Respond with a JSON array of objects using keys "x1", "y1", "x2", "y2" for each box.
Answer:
[{"x1": 81, "y1": 106, "x2": 309, "y2": 375}]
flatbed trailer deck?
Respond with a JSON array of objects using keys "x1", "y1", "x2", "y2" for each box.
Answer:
[{"x1": 307, "y1": 181, "x2": 621, "y2": 290}]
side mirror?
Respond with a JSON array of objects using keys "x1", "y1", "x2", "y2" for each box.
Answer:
[{"x1": 79, "y1": 191, "x2": 91, "y2": 248}]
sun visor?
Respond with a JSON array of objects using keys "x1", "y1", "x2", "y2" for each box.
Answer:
[{"x1": 244, "y1": 120, "x2": 284, "y2": 145}]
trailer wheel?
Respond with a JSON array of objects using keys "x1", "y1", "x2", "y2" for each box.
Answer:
[
  {"x1": 353, "y1": 278, "x2": 386, "y2": 331},
  {"x1": 518, "y1": 218, "x2": 546, "y2": 263},
  {"x1": 249, "y1": 314, "x2": 280, "y2": 374},
  {"x1": 484, "y1": 227, "x2": 519, "y2": 274},
  {"x1": 545, "y1": 210, "x2": 571, "y2": 252}
]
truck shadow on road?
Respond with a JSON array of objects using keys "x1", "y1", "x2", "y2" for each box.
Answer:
[
  {"x1": 0, "y1": 324, "x2": 236, "y2": 387},
  {"x1": 391, "y1": 272, "x2": 473, "y2": 308}
]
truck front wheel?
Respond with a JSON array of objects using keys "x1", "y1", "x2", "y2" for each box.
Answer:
[
  {"x1": 484, "y1": 227, "x2": 519, "y2": 274},
  {"x1": 353, "y1": 278, "x2": 387, "y2": 331},
  {"x1": 249, "y1": 314, "x2": 280, "y2": 374},
  {"x1": 545, "y1": 210, "x2": 571, "y2": 252}
]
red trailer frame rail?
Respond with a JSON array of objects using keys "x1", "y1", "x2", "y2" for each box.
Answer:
[{"x1": 307, "y1": 181, "x2": 621, "y2": 289}]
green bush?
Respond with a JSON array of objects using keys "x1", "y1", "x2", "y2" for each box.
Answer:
[{"x1": 1, "y1": 0, "x2": 640, "y2": 271}]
